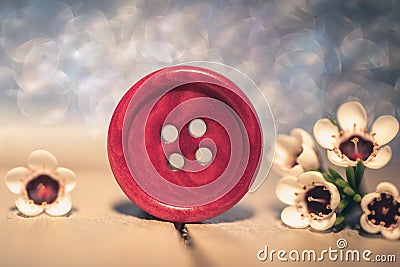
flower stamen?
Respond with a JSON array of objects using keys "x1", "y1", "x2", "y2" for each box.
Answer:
[
  {"x1": 382, "y1": 207, "x2": 389, "y2": 216},
  {"x1": 307, "y1": 196, "x2": 326, "y2": 204},
  {"x1": 351, "y1": 137, "x2": 360, "y2": 160},
  {"x1": 304, "y1": 186, "x2": 332, "y2": 217},
  {"x1": 338, "y1": 135, "x2": 375, "y2": 161}
]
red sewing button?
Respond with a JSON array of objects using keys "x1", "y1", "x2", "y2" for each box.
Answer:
[{"x1": 108, "y1": 66, "x2": 262, "y2": 222}]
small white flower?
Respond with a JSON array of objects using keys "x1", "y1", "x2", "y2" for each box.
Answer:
[
  {"x1": 273, "y1": 128, "x2": 320, "y2": 177},
  {"x1": 313, "y1": 101, "x2": 399, "y2": 169},
  {"x1": 5, "y1": 150, "x2": 76, "y2": 217},
  {"x1": 360, "y1": 182, "x2": 400, "y2": 240},
  {"x1": 276, "y1": 171, "x2": 340, "y2": 231}
]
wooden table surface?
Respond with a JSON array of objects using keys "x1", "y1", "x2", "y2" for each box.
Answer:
[{"x1": 0, "y1": 123, "x2": 398, "y2": 267}]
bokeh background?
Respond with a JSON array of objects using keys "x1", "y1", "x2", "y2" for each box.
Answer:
[
  {"x1": 0, "y1": 1, "x2": 400, "y2": 266},
  {"x1": 1, "y1": 0, "x2": 400, "y2": 140}
]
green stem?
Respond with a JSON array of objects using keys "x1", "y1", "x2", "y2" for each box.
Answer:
[
  {"x1": 345, "y1": 166, "x2": 356, "y2": 189},
  {"x1": 322, "y1": 163, "x2": 366, "y2": 227},
  {"x1": 335, "y1": 198, "x2": 355, "y2": 225},
  {"x1": 354, "y1": 161, "x2": 365, "y2": 191}
]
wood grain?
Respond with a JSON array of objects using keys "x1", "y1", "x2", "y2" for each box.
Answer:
[{"x1": 0, "y1": 124, "x2": 398, "y2": 267}]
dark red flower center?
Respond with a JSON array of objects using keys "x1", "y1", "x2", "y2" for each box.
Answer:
[
  {"x1": 305, "y1": 185, "x2": 332, "y2": 216},
  {"x1": 26, "y1": 175, "x2": 60, "y2": 205},
  {"x1": 367, "y1": 193, "x2": 400, "y2": 228},
  {"x1": 339, "y1": 135, "x2": 374, "y2": 161}
]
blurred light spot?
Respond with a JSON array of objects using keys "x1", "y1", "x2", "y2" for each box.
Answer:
[
  {"x1": 17, "y1": 86, "x2": 70, "y2": 125},
  {"x1": 341, "y1": 36, "x2": 388, "y2": 70}
]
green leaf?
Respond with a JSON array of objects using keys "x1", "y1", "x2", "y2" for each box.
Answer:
[
  {"x1": 328, "y1": 167, "x2": 343, "y2": 180},
  {"x1": 335, "y1": 179, "x2": 348, "y2": 189},
  {"x1": 353, "y1": 194, "x2": 362, "y2": 203},
  {"x1": 335, "y1": 215, "x2": 345, "y2": 225},
  {"x1": 327, "y1": 168, "x2": 349, "y2": 189},
  {"x1": 354, "y1": 161, "x2": 365, "y2": 189},
  {"x1": 338, "y1": 199, "x2": 349, "y2": 210},
  {"x1": 346, "y1": 166, "x2": 356, "y2": 189},
  {"x1": 343, "y1": 186, "x2": 355, "y2": 196},
  {"x1": 323, "y1": 173, "x2": 335, "y2": 183}
]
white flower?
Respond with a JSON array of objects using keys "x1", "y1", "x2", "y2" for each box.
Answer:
[
  {"x1": 273, "y1": 128, "x2": 320, "y2": 177},
  {"x1": 360, "y1": 182, "x2": 400, "y2": 240},
  {"x1": 5, "y1": 150, "x2": 76, "y2": 217},
  {"x1": 313, "y1": 101, "x2": 399, "y2": 169},
  {"x1": 276, "y1": 171, "x2": 340, "y2": 231}
]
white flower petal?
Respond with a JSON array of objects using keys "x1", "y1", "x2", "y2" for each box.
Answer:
[
  {"x1": 359, "y1": 214, "x2": 380, "y2": 234},
  {"x1": 313, "y1": 118, "x2": 339, "y2": 149},
  {"x1": 364, "y1": 146, "x2": 391, "y2": 169},
  {"x1": 276, "y1": 135, "x2": 302, "y2": 157},
  {"x1": 381, "y1": 227, "x2": 400, "y2": 240},
  {"x1": 376, "y1": 182, "x2": 399, "y2": 197},
  {"x1": 56, "y1": 167, "x2": 76, "y2": 193},
  {"x1": 5, "y1": 167, "x2": 29, "y2": 194},
  {"x1": 273, "y1": 148, "x2": 290, "y2": 167},
  {"x1": 360, "y1": 192, "x2": 380, "y2": 213},
  {"x1": 309, "y1": 213, "x2": 336, "y2": 231},
  {"x1": 274, "y1": 135, "x2": 302, "y2": 173},
  {"x1": 371, "y1": 115, "x2": 399, "y2": 146},
  {"x1": 327, "y1": 150, "x2": 354, "y2": 167},
  {"x1": 337, "y1": 101, "x2": 367, "y2": 131},
  {"x1": 326, "y1": 182, "x2": 340, "y2": 210},
  {"x1": 15, "y1": 197, "x2": 44, "y2": 216},
  {"x1": 290, "y1": 128, "x2": 316, "y2": 149},
  {"x1": 276, "y1": 176, "x2": 302, "y2": 205},
  {"x1": 281, "y1": 206, "x2": 310, "y2": 228},
  {"x1": 273, "y1": 149, "x2": 295, "y2": 173},
  {"x1": 45, "y1": 195, "x2": 72, "y2": 216},
  {"x1": 297, "y1": 171, "x2": 325, "y2": 186},
  {"x1": 28, "y1": 150, "x2": 58, "y2": 170},
  {"x1": 296, "y1": 145, "x2": 320, "y2": 170},
  {"x1": 277, "y1": 164, "x2": 305, "y2": 177}
]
